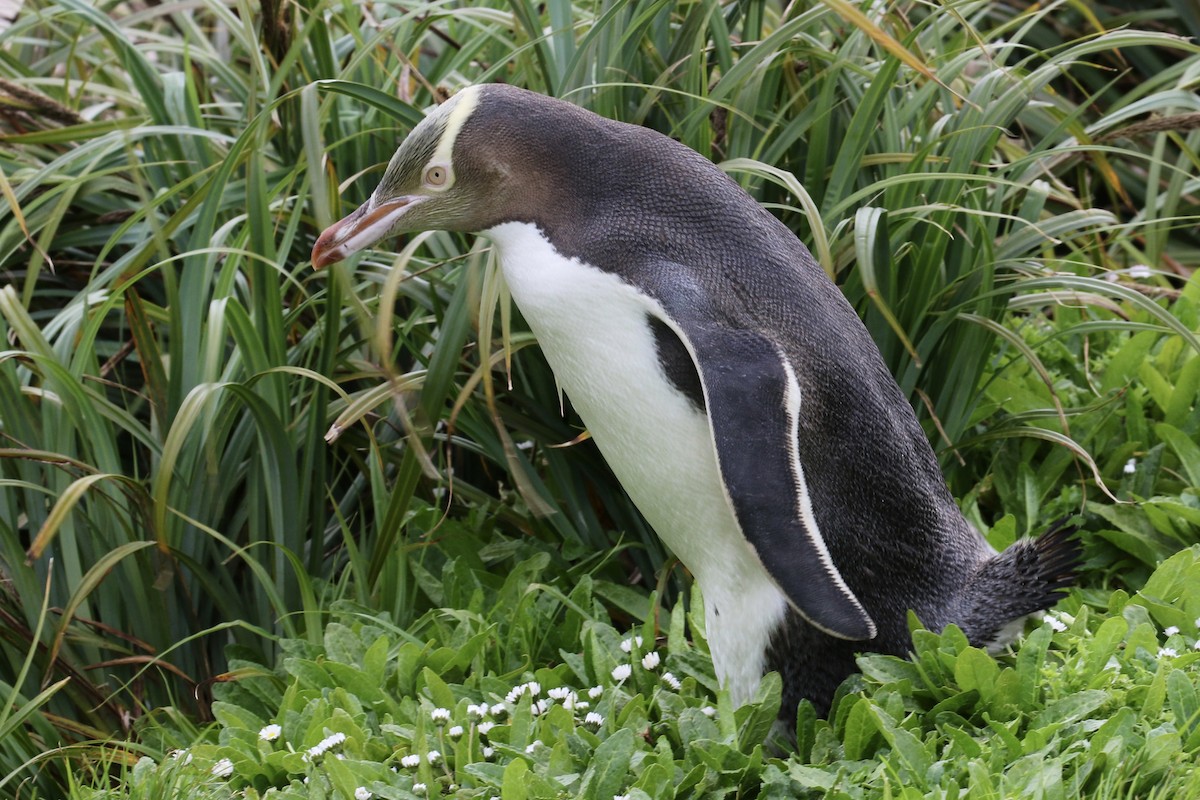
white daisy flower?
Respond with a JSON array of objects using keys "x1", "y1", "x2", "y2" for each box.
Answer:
[
  {"x1": 641, "y1": 651, "x2": 661, "y2": 670},
  {"x1": 355, "y1": 788, "x2": 372, "y2": 800},
  {"x1": 585, "y1": 711, "x2": 604, "y2": 727},
  {"x1": 1165, "y1": 626, "x2": 1180, "y2": 636},
  {"x1": 412, "y1": 782, "x2": 427, "y2": 793},
  {"x1": 490, "y1": 703, "x2": 508, "y2": 718},
  {"x1": 547, "y1": 687, "x2": 573, "y2": 701},
  {"x1": 258, "y1": 724, "x2": 282, "y2": 742},
  {"x1": 1042, "y1": 614, "x2": 1068, "y2": 633},
  {"x1": 477, "y1": 721, "x2": 495, "y2": 736},
  {"x1": 700, "y1": 706, "x2": 717, "y2": 717},
  {"x1": 1123, "y1": 458, "x2": 1137, "y2": 475},
  {"x1": 211, "y1": 758, "x2": 234, "y2": 778},
  {"x1": 483, "y1": 746, "x2": 495, "y2": 759},
  {"x1": 619, "y1": 636, "x2": 644, "y2": 653},
  {"x1": 1127, "y1": 265, "x2": 1152, "y2": 279},
  {"x1": 401, "y1": 754, "x2": 420, "y2": 768},
  {"x1": 448, "y1": 725, "x2": 464, "y2": 739},
  {"x1": 588, "y1": 686, "x2": 604, "y2": 699},
  {"x1": 427, "y1": 749, "x2": 441, "y2": 765},
  {"x1": 307, "y1": 733, "x2": 345, "y2": 759},
  {"x1": 611, "y1": 664, "x2": 632, "y2": 681},
  {"x1": 661, "y1": 672, "x2": 681, "y2": 690},
  {"x1": 467, "y1": 703, "x2": 487, "y2": 720},
  {"x1": 525, "y1": 740, "x2": 543, "y2": 754},
  {"x1": 431, "y1": 707, "x2": 451, "y2": 724},
  {"x1": 1159, "y1": 647, "x2": 1178, "y2": 659}
]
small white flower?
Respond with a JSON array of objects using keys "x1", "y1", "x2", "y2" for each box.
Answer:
[
  {"x1": 490, "y1": 703, "x2": 508, "y2": 718},
  {"x1": 700, "y1": 706, "x2": 717, "y2": 717},
  {"x1": 1159, "y1": 647, "x2": 1178, "y2": 659},
  {"x1": 258, "y1": 723, "x2": 282, "y2": 742},
  {"x1": 533, "y1": 699, "x2": 550, "y2": 715},
  {"x1": 427, "y1": 749, "x2": 441, "y2": 764},
  {"x1": 477, "y1": 721, "x2": 495, "y2": 736},
  {"x1": 431, "y1": 707, "x2": 451, "y2": 724},
  {"x1": 467, "y1": 703, "x2": 487, "y2": 720},
  {"x1": 506, "y1": 682, "x2": 540, "y2": 704},
  {"x1": 412, "y1": 783, "x2": 427, "y2": 793},
  {"x1": 448, "y1": 725, "x2": 464, "y2": 739},
  {"x1": 574, "y1": 700, "x2": 589, "y2": 711},
  {"x1": 585, "y1": 711, "x2": 604, "y2": 727},
  {"x1": 548, "y1": 687, "x2": 574, "y2": 702},
  {"x1": 614, "y1": 794, "x2": 630, "y2": 800},
  {"x1": 661, "y1": 672, "x2": 681, "y2": 690},
  {"x1": 211, "y1": 758, "x2": 234, "y2": 778},
  {"x1": 1042, "y1": 614, "x2": 1068, "y2": 633},
  {"x1": 525, "y1": 740, "x2": 543, "y2": 754},
  {"x1": 1124, "y1": 458, "x2": 1137, "y2": 475},
  {"x1": 588, "y1": 686, "x2": 604, "y2": 699},
  {"x1": 355, "y1": 788, "x2": 372, "y2": 800},
  {"x1": 168, "y1": 749, "x2": 192, "y2": 764},
  {"x1": 611, "y1": 664, "x2": 632, "y2": 681},
  {"x1": 619, "y1": 636, "x2": 644, "y2": 653},
  {"x1": 483, "y1": 746, "x2": 495, "y2": 759},
  {"x1": 641, "y1": 651, "x2": 661, "y2": 670},
  {"x1": 1165, "y1": 626, "x2": 1180, "y2": 636},
  {"x1": 400, "y1": 754, "x2": 420, "y2": 768},
  {"x1": 1127, "y1": 265, "x2": 1153, "y2": 279}
]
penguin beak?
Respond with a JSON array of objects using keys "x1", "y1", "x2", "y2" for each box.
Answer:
[{"x1": 311, "y1": 196, "x2": 423, "y2": 269}]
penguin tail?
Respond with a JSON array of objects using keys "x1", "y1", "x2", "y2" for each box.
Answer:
[{"x1": 955, "y1": 518, "x2": 1082, "y2": 650}]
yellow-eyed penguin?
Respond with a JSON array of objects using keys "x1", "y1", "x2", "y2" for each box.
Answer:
[{"x1": 312, "y1": 84, "x2": 1079, "y2": 717}]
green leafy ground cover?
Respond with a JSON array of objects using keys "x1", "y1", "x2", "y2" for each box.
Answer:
[
  {"x1": 80, "y1": 548, "x2": 1200, "y2": 799},
  {"x1": 1, "y1": 0, "x2": 1199, "y2": 796}
]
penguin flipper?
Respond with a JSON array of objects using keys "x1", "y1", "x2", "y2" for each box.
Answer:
[{"x1": 679, "y1": 322, "x2": 877, "y2": 641}]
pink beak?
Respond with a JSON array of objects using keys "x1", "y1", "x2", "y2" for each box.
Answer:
[{"x1": 311, "y1": 197, "x2": 420, "y2": 269}]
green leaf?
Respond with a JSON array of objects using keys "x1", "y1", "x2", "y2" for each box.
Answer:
[
  {"x1": 502, "y1": 757, "x2": 530, "y2": 800},
  {"x1": 954, "y1": 647, "x2": 999, "y2": 703},
  {"x1": 581, "y1": 728, "x2": 635, "y2": 800}
]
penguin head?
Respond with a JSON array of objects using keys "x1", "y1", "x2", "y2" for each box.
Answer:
[{"x1": 313, "y1": 85, "x2": 574, "y2": 268}]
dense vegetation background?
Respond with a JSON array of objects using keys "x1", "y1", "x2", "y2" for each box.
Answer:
[{"x1": 0, "y1": 0, "x2": 1198, "y2": 796}]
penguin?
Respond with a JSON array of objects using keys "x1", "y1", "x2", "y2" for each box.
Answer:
[{"x1": 312, "y1": 84, "x2": 1079, "y2": 718}]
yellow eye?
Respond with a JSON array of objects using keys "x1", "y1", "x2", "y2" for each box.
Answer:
[{"x1": 425, "y1": 165, "x2": 448, "y2": 187}]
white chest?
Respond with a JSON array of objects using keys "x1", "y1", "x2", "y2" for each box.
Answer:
[{"x1": 484, "y1": 222, "x2": 789, "y2": 703}]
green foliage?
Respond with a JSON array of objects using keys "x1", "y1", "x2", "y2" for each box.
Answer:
[
  {"x1": 76, "y1": 548, "x2": 1200, "y2": 799},
  {"x1": 0, "y1": 0, "x2": 1198, "y2": 795}
]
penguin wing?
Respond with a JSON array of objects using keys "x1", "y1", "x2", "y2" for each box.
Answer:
[{"x1": 674, "y1": 320, "x2": 877, "y2": 641}]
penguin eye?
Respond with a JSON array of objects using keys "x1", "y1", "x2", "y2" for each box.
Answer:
[{"x1": 424, "y1": 165, "x2": 449, "y2": 187}]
